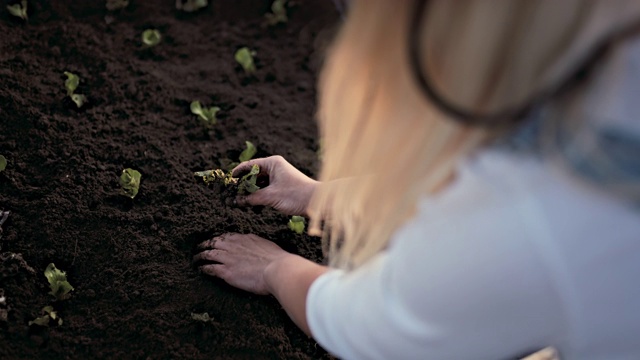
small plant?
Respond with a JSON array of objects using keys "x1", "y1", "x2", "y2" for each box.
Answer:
[
  {"x1": 237, "y1": 164, "x2": 260, "y2": 194},
  {"x1": 44, "y1": 263, "x2": 74, "y2": 301},
  {"x1": 120, "y1": 168, "x2": 141, "y2": 199},
  {"x1": 29, "y1": 306, "x2": 63, "y2": 327},
  {"x1": 234, "y1": 47, "x2": 256, "y2": 74},
  {"x1": 191, "y1": 312, "x2": 214, "y2": 323},
  {"x1": 194, "y1": 169, "x2": 236, "y2": 186},
  {"x1": 0, "y1": 155, "x2": 6, "y2": 172},
  {"x1": 190, "y1": 101, "x2": 220, "y2": 127},
  {"x1": 175, "y1": 0, "x2": 208, "y2": 12},
  {"x1": 142, "y1": 29, "x2": 161, "y2": 47},
  {"x1": 106, "y1": 0, "x2": 128, "y2": 11},
  {"x1": 63, "y1": 71, "x2": 87, "y2": 108},
  {"x1": 238, "y1": 141, "x2": 257, "y2": 163},
  {"x1": 6, "y1": 0, "x2": 28, "y2": 20},
  {"x1": 265, "y1": 0, "x2": 287, "y2": 26},
  {"x1": 288, "y1": 216, "x2": 305, "y2": 234}
]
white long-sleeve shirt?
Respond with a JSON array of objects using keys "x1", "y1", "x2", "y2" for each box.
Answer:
[{"x1": 306, "y1": 31, "x2": 640, "y2": 360}]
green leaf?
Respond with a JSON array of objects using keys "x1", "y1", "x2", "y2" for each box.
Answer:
[
  {"x1": 64, "y1": 71, "x2": 80, "y2": 96},
  {"x1": 70, "y1": 94, "x2": 87, "y2": 108},
  {"x1": 190, "y1": 101, "x2": 220, "y2": 127},
  {"x1": 142, "y1": 29, "x2": 161, "y2": 47},
  {"x1": 191, "y1": 312, "x2": 213, "y2": 322},
  {"x1": 288, "y1": 216, "x2": 305, "y2": 234},
  {"x1": 237, "y1": 164, "x2": 260, "y2": 194},
  {"x1": 238, "y1": 141, "x2": 257, "y2": 163},
  {"x1": 0, "y1": 155, "x2": 6, "y2": 172},
  {"x1": 6, "y1": 0, "x2": 27, "y2": 20},
  {"x1": 42, "y1": 305, "x2": 57, "y2": 320},
  {"x1": 29, "y1": 315, "x2": 50, "y2": 327},
  {"x1": 234, "y1": 47, "x2": 256, "y2": 74},
  {"x1": 106, "y1": 0, "x2": 129, "y2": 11},
  {"x1": 265, "y1": 0, "x2": 287, "y2": 25},
  {"x1": 120, "y1": 168, "x2": 141, "y2": 199},
  {"x1": 44, "y1": 263, "x2": 74, "y2": 301},
  {"x1": 176, "y1": 0, "x2": 208, "y2": 12}
]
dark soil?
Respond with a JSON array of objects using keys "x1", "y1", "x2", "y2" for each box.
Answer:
[{"x1": 0, "y1": 1, "x2": 338, "y2": 358}]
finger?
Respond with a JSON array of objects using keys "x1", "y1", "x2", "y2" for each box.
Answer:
[
  {"x1": 234, "y1": 187, "x2": 275, "y2": 208},
  {"x1": 213, "y1": 232, "x2": 243, "y2": 250},
  {"x1": 199, "y1": 264, "x2": 227, "y2": 279},
  {"x1": 193, "y1": 249, "x2": 226, "y2": 263},
  {"x1": 231, "y1": 159, "x2": 269, "y2": 178}
]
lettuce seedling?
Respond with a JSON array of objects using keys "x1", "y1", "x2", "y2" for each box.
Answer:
[
  {"x1": 190, "y1": 101, "x2": 220, "y2": 127},
  {"x1": 6, "y1": 0, "x2": 27, "y2": 20},
  {"x1": 176, "y1": 0, "x2": 208, "y2": 12},
  {"x1": 29, "y1": 305, "x2": 62, "y2": 327},
  {"x1": 234, "y1": 47, "x2": 256, "y2": 74},
  {"x1": 194, "y1": 169, "x2": 236, "y2": 186},
  {"x1": 142, "y1": 29, "x2": 161, "y2": 47},
  {"x1": 0, "y1": 155, "x2": 6, "y2": 172},
  {"x1": 71, "y1": 94, "x2": 87, "y2": 108},
  {"x1": 64, "y1": 71, "x2": 79, "y2": 96},
  {"x1": 237, "y1": 164, "x2": 260, "y2": 194},
  {"x1": 238, "y1": 141, "x2": 257, "y2": 163},
  {"x1": 120, "y1": 168, "x2": 141, "y2": 199},
  {"x1": 265, "y1": 0, "x2": 287, "y2": 26},
  {"x1": 288, "y1": 216, "x2": 305, "y2": 234},
  {"x1": 106, "y1": 0, "x2": 129, "y2": 11},
  {"x1": 44, "y1": 263, "x2": 74, "y2": 301}
]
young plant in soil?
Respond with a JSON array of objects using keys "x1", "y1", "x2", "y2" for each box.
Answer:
[
  {"x1": 0, "y1": 155, "x2": 6, "y2": 172},
  {"x1": 29, "y1": 305, "x2": 63, "y2": 327},
  {"x1": 142, "y1": 29, "x2": 161, "y2": 47},
  {"x1": 6, "y1": 0, "x2": 28, "y2": 20},
  {"x1": 63, "y1": 71, "x2": 87, "y2": 108},
  {"x1": 175, "y1": 0, "x2": 208, "y2": 12},
  {"x1": 120, "y1": 168, "x2": 141, "y2": 199},
  {"x1": 288, "y1": 216, "x2": 305, "y2": 234},
  {"x1": 235, "y1": 47, "x2": 256, "y2": 74},
  {"x1": 223, "y1": 141, "x2": 257, "y2": 170},
  {"x1": 265, "y1": 0, "x2": 288, "y2": 26},
  {"x1": 106, "y1": 0, "x2": 129, "y2": 11},
  {"x1": 190, "y1": 101, "x2": 220, "y2": 128},
  {"x1": 194, "y1": 164, "x2": 261, "y2": 202},
  {"x1": 44, "y1": 263, "x2": 74, "y2": 301}
]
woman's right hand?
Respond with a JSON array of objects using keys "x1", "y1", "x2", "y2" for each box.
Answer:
[{"x1": 232, "y1": 156, "x2": 318, "y2": 216}]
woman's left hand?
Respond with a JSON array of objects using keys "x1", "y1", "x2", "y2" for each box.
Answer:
[{"x1": 194, "y1": 233, "x2": 291, "y2": 295}]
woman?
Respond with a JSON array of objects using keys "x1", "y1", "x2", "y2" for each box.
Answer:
[{"x1": 193, "y1": 1, "x2": 640, "y2": 358}]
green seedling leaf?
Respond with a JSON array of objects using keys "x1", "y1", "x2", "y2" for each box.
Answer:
[
  {"x1": 288, "y1": 216, "x2": 305, "y2": 234},
  {"x1": 237, "y1": 164, "x2": 260, "y2": 195},
  {"x1": 29, "y1": 315, "x2": 50, "y2": 327},
  {"x1": 29, "y1": 306, "x2": 62, "y2": 327},
  {"x1": 0, "y1": 155, "x2": 6, "y2": 172},
  {"x1": 120, "y1": 168, "x2": 141, "y2": 199},
  {"x1": 44, "y1": 263, "x2": 74, "y2": 301},
  {"x1": 6, "y1": 0, "x2": 28, "y2": 20},
  {"x1": 238, "y1": 141, "x2": 257, "y2": 163},
  {"x1": 176, "y1": 0, "x2": 208, "y2": 12},
  {"x1": 234, "y1": 47, "x2": 256, "y2": 74},
  {"x1": 191, "y1": 312, "x2": 213, "y2": 323},
  {"x1": 190, "y1": 101, "x2": 220, "y2": 127},
  {"x1": 142, "y1": 29, "x2": 161, "y2": 47},
  {"x1": 71, "y1": 94, "x2": 87, "y2": 108},
  {"x1": 265, "y1": 0, "x2": 287, "y2": 25},
  {"x1": 106, "y1": 0, "x2": 129, "y2": 11},
  {"x1": 64, "y1": 71, "x2": 80, "y2": 96}
]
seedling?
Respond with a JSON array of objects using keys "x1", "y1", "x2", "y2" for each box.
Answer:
[
  {"x1": 29, "y1": 306, "x2": 63, "y2": 327},
  {"x1": 176, "y1": 0, "x2": 208, "y2": 12},
  {"x1": 194, "y1": 169, "x2": 236, "y2": 186},
  {"x1": 238, "y1": 141, "x2": 257, "y2": 163},
  {"x1": 0, "y1": 155, "x2": 6, "y2": 172},
  {"x1": 142, "y1": 29, "x2": 161, "y2": 47},
  {"x1": 190, "y1": 101, "x2": 220, "y2": 127},
  {"x1": 237, "y1": 164, "x2": 260, "y2": 194},
  {"x1": 288, "y1": 216, "x2": 305, "y2": 234},
  {"x1": 234, "y1": 47, "x2": 256, "y2": 74},
  {"x1": 71, "y1": 94, "x2": 87, "y2": 108},
  {"x1": 106, "y1": 0, "x2": 128, "y2": 11},
  {"x1": 44, "y1": 263, "x2": 74, "y2": 301},
  {"x1": 191, "y1": 312, "x2": 213, "y2": 323},
  {"x1": 63, "y1": 71, "x2": 87, "y2": 108},
  {"x1": 6, "y1": 0, "x2": 27, "y2": 20},
  {"x1": 265, "y1": 0, "x2": 287, "y2": 26},
  {"x1": 120, "y1": 168, "x2": 141, "y2": 199}
]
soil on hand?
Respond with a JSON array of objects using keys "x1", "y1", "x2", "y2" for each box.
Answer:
[{"x1": 0, "y1": 1, "x2": 337, "y2": 358}]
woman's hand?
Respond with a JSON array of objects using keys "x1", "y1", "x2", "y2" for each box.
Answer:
[
  {"x1": 232, "y1": 156, "x2": 318, "y2": 216},
  {"x1": 194, "y1": 233, "x2": 291, "y2": 295}
]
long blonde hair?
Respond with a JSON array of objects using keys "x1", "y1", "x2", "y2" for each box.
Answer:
[{"x1": 309, "y1": 0, "x2": 640, "y2": 269}]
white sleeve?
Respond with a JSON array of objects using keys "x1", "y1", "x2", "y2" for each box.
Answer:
[{"x1": 306, "y1": 196, "x2": 569, "y2": 360}]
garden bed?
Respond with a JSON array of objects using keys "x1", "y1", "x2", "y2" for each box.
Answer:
[{"x1": 0, "y1": 1, "x2": 337, "y2": 358}]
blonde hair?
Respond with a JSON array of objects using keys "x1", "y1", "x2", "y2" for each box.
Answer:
[{"x1": 309, "y1": 0, "x2": 640, "y2": 269}]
